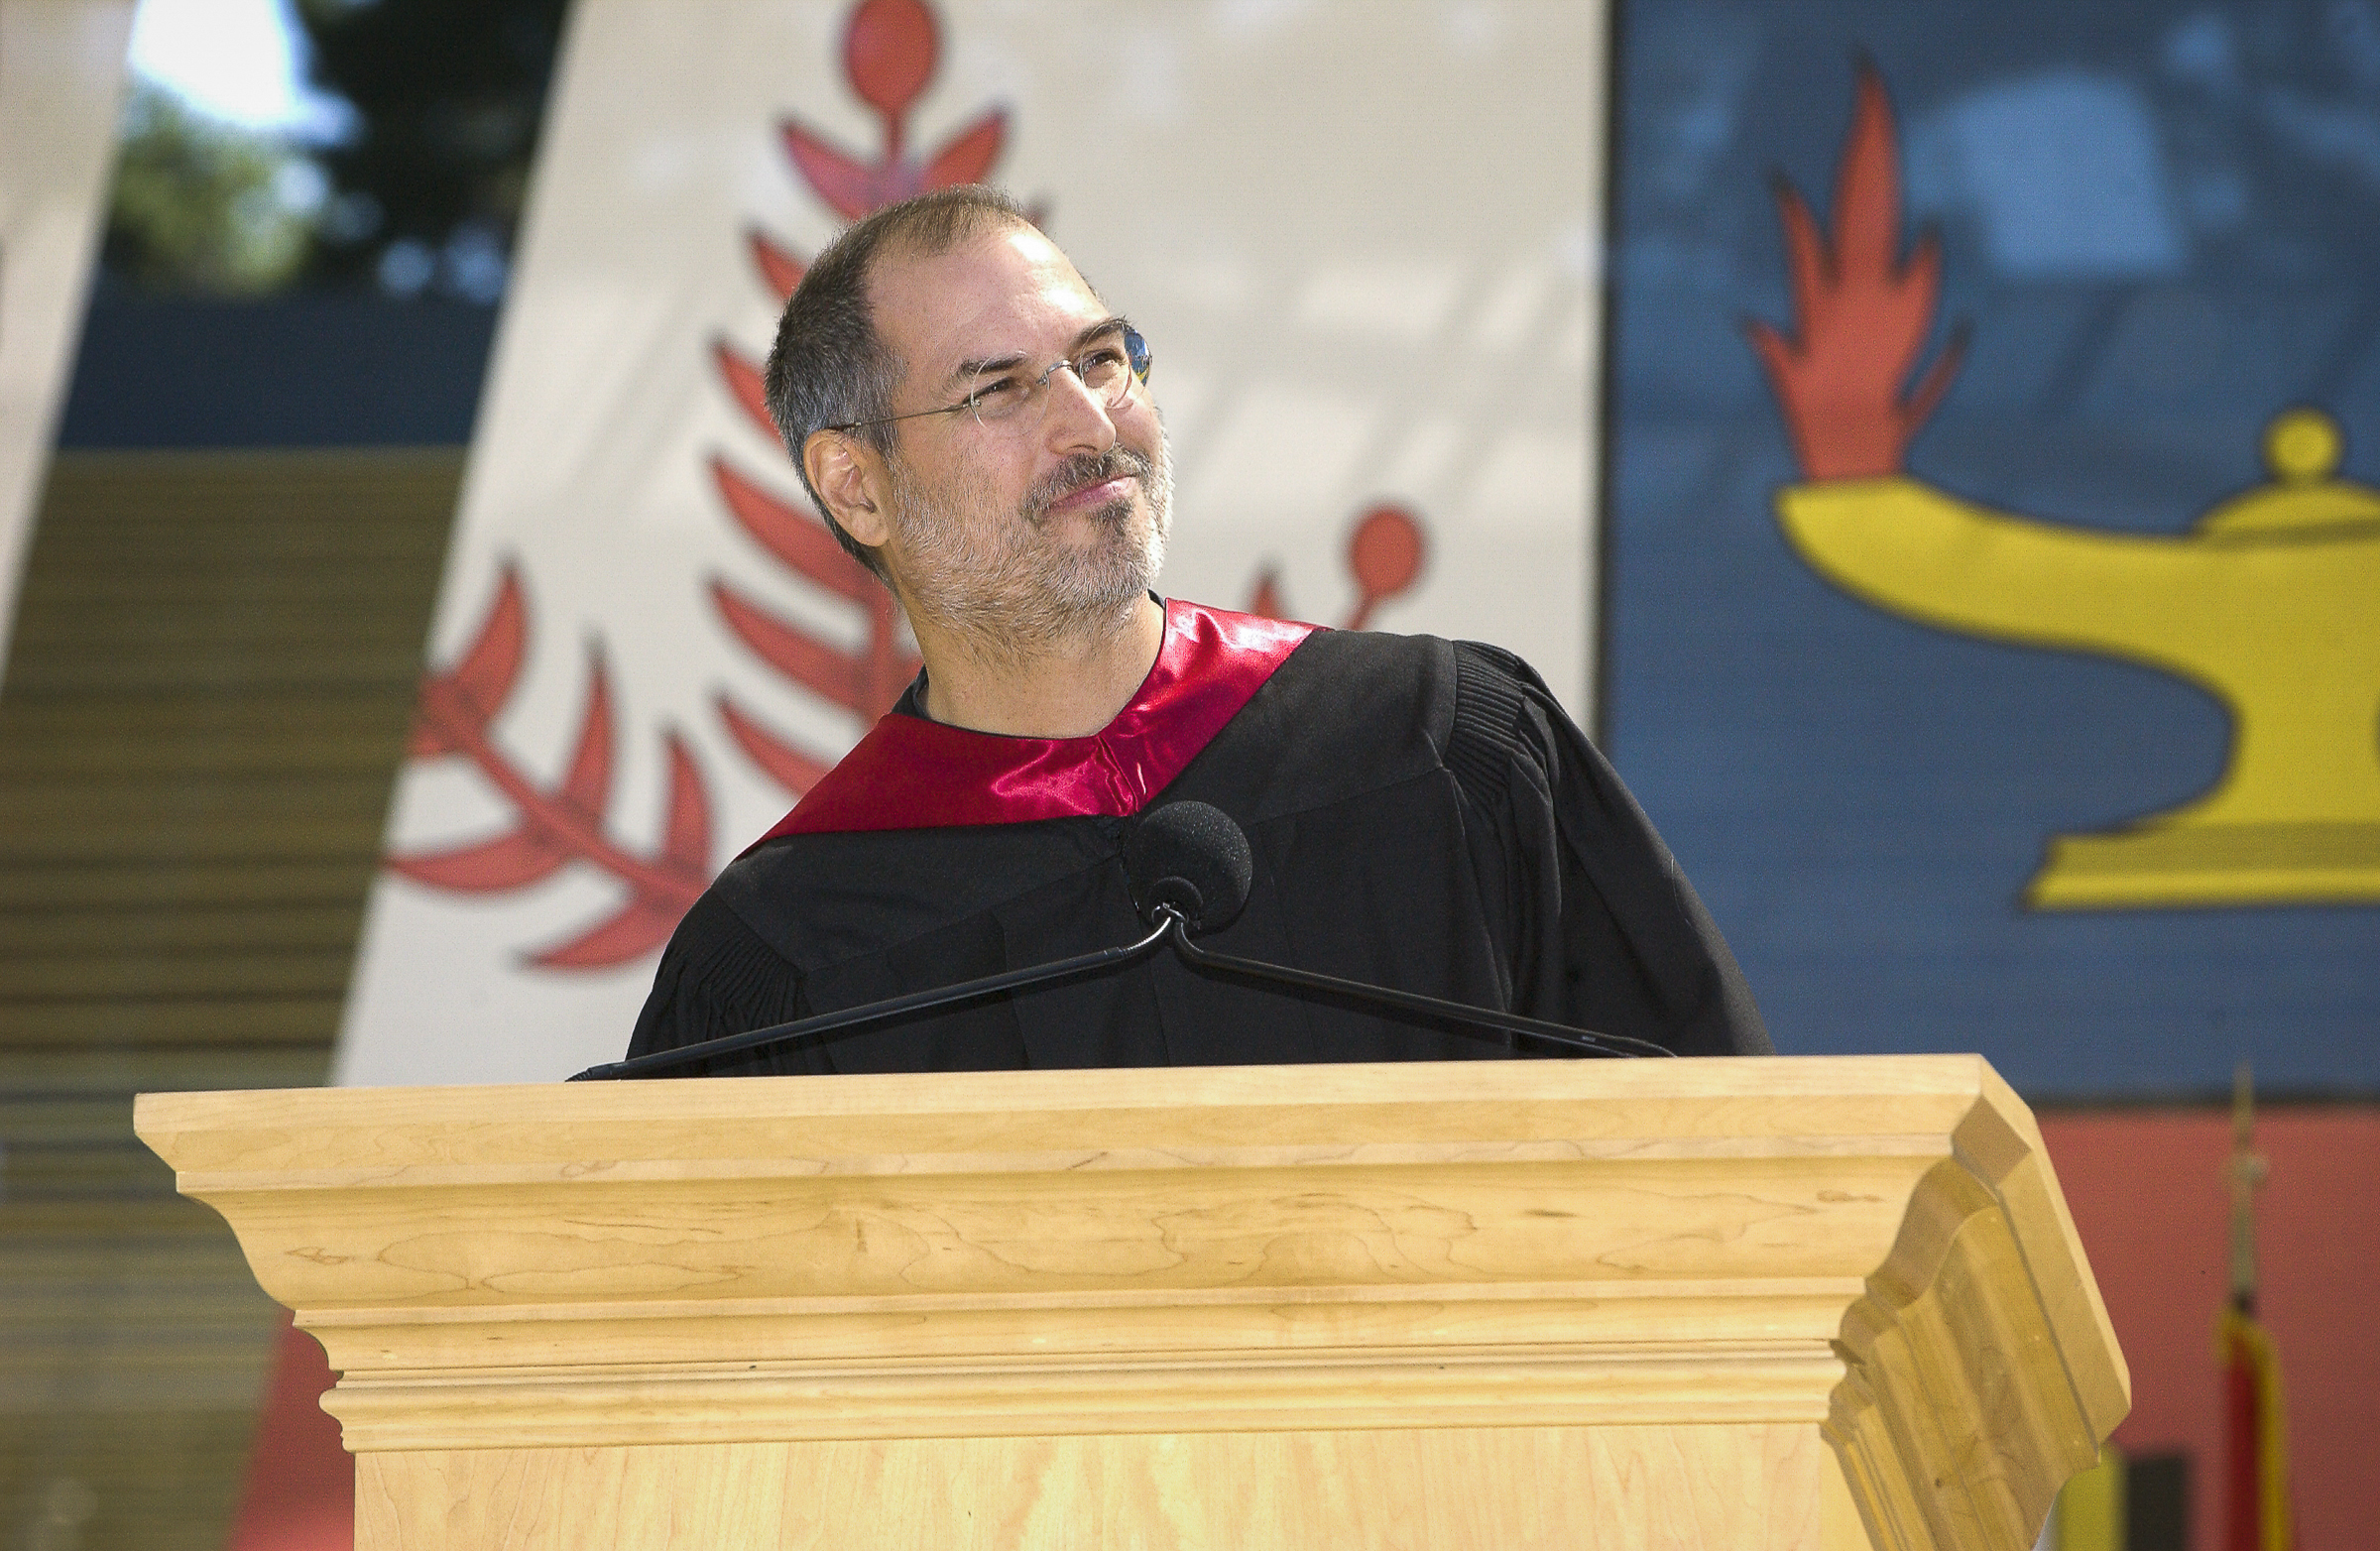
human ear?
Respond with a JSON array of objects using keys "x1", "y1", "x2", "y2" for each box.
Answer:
[{"x1": 803, "y1": 430, "x2": 892, "y2": 549}]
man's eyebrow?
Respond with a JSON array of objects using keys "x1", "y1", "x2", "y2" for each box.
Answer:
[
  {"x1": 946, "y1": 351, "x2": 1027, "y2": 387},
  {"x1": 1069, "y1": 315, "x2": 1130, "y2": 352},
  {"x1": 944, "y1": 317, "x2": 1131, "y2": 389}
]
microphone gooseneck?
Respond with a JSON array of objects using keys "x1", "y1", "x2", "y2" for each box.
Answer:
[
  {"x1": 569, "y1": 915, "x2": 1173, "y2": 1081},
  {"x1": 1162, "y1": 922, "x2": 1671, "y2": 1059},
  {"x1": 1133, "y1": 802, "x2": 1672, "y2": 1061},
  {"x1": 575, "y1": 800, "x2": 1667, "y2": 1080}
]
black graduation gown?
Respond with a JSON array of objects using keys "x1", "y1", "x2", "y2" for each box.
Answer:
[{"x1": 624, "y1": 626, "x2": 1769, "y2": 1075}]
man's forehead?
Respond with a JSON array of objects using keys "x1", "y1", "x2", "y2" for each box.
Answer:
[{"x1": 869, "y1": 225, "x2": 1104, "y2": 373}]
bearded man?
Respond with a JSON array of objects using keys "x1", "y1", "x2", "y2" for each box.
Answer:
[{"x1": 625, "y1": 186, "x2": 1767, "y2": 1073}]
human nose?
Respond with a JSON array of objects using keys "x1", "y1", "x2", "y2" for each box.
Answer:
[{"x1": 1039, "y1": 359, "x2": 1119, "y2": 453}]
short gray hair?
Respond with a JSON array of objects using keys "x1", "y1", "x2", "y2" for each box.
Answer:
[{"x1": 763, "y1": 185, "x2": 1033, "y2": 576}]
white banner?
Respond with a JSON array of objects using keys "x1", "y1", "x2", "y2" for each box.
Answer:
[
  {"x1": 337, "y1": 0, "x2": 1607, "y2": 1086},
  {"x1": 0, "y1": 0, "x2": 136, "y2": 682}
]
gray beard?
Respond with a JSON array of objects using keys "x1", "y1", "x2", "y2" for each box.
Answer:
[{"x1": 889, "y1": 435, "x2": 1172, "y2": 667}]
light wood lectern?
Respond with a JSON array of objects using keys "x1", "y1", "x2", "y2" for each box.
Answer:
[{"x1": 135, "y1": 1054, "x2": 2125, "y2": 1549}]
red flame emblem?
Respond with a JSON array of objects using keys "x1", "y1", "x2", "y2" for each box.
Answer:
[{"x1": 1747, "y1": 63, "x2": 1965, "y2": 481}]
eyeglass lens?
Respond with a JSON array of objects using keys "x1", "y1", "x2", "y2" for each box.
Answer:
[{"x1": 965, "y1": 328, "x2": 1151, "y2": 425}]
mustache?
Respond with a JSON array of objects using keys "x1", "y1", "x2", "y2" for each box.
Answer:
[{"x1": 1025, "y1": 447, "x2": 1153, "y2": 521}]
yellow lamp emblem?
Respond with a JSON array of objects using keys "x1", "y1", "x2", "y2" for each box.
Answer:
[{"x1": 1752, "y1": 71, "x2": 2380, "y2": 909}]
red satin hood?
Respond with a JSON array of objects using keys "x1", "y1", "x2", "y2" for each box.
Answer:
[{"x1": 749, "y1": 599, "x2": 1317, "y2": 843}]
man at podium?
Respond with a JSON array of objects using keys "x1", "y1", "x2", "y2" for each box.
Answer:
[{"x1": 626, "y1": 187, "x2": 1767, "y2": 1075}]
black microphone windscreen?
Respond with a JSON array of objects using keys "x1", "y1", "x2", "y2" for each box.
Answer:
[{"x1": 1122, "y1": 801, "x2": 1253, "y2": 934}]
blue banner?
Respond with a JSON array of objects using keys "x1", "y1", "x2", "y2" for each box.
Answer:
[{"x1": 1606, "y1": 0, "x2": 2380, "y2": 1096}]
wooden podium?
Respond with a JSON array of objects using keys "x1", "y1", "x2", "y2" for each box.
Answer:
[{"x1": 135, "y1": 1055, "x2": 2125, "y2": 1549}]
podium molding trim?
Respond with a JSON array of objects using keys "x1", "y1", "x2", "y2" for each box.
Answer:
[{"x1": 140, "y1": 1054, "x2": 2127, "y2": 1550}]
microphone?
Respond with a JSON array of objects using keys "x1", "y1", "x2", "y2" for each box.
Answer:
[
  {"x1": 1129, "y1": 801, "x2": 1671, "y2": 1060},
  {"x1": 1121, "y1": 799, "x2": 1252, "y2": 933}
]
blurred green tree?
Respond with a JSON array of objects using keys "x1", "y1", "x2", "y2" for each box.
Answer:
[
  {"x1": 100, "y1": 0, "x2": 569, "y2": 297},
  {"x1": 104, "y1": 81, "x2": 323, "y2": 295}
]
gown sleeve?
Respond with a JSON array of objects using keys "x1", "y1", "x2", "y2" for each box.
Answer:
[
  {"x1": 1447, "y1": 641, "x2": 1771, "y2": 1057},
  {"x1": 623, "y1": 888, "x2": 820, "y2": 1075}
]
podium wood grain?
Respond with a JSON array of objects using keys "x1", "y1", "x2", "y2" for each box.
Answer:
[{"x1": 136, "y1": 1054, "x2": 2127, "y2": 1549}]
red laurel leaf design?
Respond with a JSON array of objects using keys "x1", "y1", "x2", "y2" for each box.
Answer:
[
  {"x1": 387, "y1": 826, "x2": 568, "y2": 891},
  {"x1": 654, "y1": 731, "x2": 713, "y2": 873},
  {"x1": 448, "y1": 564, "x2": 530, "y2": 719},
  {"x1": 554, "y1": 647, "x2": 616, "y2": 821},
  {"x1": 922, "y1": 108, "x2": 1006, "y2": 189},
  {"x1": 1344, "y1": 505, "x2": 1426, "y2": 631},
  {"x1": 1746, "y1": 63, "x2": 1964, "y2": 481},
  {"x1": 781, "y1": 120, "x2": 885, "y2": 223},
  {"x1": 709, "y1": 458, "x2": 876, "y2": 604},
  {"x1": 712, "y1": 581, "x2": 880, "y2": 717},
  {"x1": 523, "y1": 731, "x2": 711, "y2": 967},
  {"x1": 393, "y1": 566, "x2": 712, "y2": 970},
  {"x1": 1243, "y1": 503, "x2": 1431, "y2": 632},
  {"x1": 528, "y1": 895, "x2": 692, "y2": 970},
  {"x1": 712, "y1": 340, "x2": 781, "y2": 443},
  {"x1": 1246, "y1": 567, "x2": 1290, "y2": 624},
  {"x1": 843, "y1": 0, "x2": 938, "y2": 130},
  {"x1": 717, "y1": 696, "x2": 835, "y2": 793},
  {"x1": 748, "y1": 229, "x2": 807, "y2": 302},
  {"x1": 411, "y1": 562, "x2": 529, "y2": 755}
]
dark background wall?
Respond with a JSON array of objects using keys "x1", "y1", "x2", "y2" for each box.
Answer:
[{"x1": 58, "y1": 294, "x2": 496, "y2": 448}]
